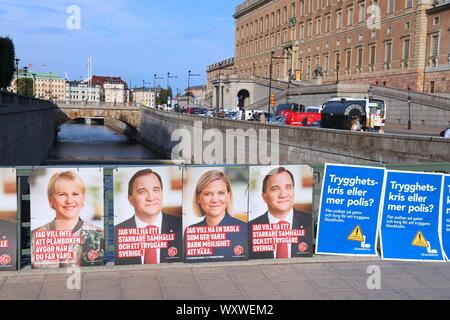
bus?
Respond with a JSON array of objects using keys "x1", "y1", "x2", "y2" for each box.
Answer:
[{"x1": 320, "y1": 97, "x2": 386, "y2": 132}]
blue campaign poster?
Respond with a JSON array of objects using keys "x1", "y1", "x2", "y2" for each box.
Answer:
[
  {"x1": 380, "y1": 170, "x2": 444, "y2": 262},
  {"x1": 442, "y1": 175, "x2": 450, "y2": 261},
  {"x1": 316, "y1": 164, "x2": 385, "y2": 256}
]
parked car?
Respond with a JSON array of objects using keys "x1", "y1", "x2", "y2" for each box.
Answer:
[
  {"x1": 274, "y1": 103, "x2": 305, "y2": 116},
  {"x1": 285, "y1": 110, "x2": 322, "y2": 127},
  {"x1": 225, "y1": 110, "x2": 243, "y2": 120}
]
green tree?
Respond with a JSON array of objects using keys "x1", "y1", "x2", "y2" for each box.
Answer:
[
  {"x1": 17, "y1": 77, "x2": 33, "y2": 97},
  {"x1": 156, "y1": 86, "x2": 174, "y2": 106},
  {"x1": 0, "y1": 37, "x2": 16, "y2": 89}
]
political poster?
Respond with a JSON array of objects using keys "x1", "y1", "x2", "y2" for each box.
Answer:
[
  {"x1": 315, "y1": 164, "x2": 385, "y2": 256},
  {"x1": 380, "y1": 170, "x2": 444, "y2": 262},
  {"x1": 30, "y1": 168, "x2": 104, "y2": 269},
  {"x1": 113, "y1": 167, "x2": 183, "y2": 265},
  {"x1": 442, "y1": 175, "x2": 450, "y2": 261},
  {"x1": 248, "y1": 165, "x2": 314, "y2": 260},
  {"x1": 183, "y1": 166, "x2": 248, "y2": 263},
  {"x1": 0, "y1": 168, "x2": 18, "y2": 271}
]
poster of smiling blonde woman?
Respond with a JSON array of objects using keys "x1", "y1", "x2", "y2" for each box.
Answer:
[
  {"x1": 113, "y1": 167, "x2": 183, "y2": 265},
  {"x1": 183, "y1": 166, "x2": 249, "y2": 263},
  {"x1": 0, "y1": 168, "x2": 17, "y2": 271},
  {"x1": 249, "y1": 165, "x2": 314, "y2": 260},
  {"x1": 30, "y1": 168, "x2": 104, "y2": 269}
]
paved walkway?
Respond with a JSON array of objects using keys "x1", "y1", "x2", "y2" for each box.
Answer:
[{"x1": 0, "y1": 256, "x2": 449, "y2": 300}]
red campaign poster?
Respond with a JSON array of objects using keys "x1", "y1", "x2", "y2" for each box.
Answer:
[
  {"x1": 0, "y1": 168, "x2": 18, "y2": 271},
  {"x1": 30, "y1": 168, "x2": 104, "y2": 269},
  {"x1": 114, "y1": 167, "x2": 182, "y2": 265},
  {"x1": 248, "y1": 166, "x2": 314, "y2": 260},
  {"x1": 183, "y1": 167, "x2": 249, "y2": 263}
]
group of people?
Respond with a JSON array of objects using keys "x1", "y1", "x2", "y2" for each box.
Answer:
[{"x1": 26, "y1": 166, "x2": 312, "y2": 268}]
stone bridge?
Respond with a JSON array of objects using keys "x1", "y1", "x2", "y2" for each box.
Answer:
[{"x1": 55, "y1": 102, "x2": 141, "y2": 129}]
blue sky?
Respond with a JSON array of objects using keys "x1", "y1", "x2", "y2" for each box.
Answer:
[{"x1": 1, "y1": 0, "x2": 243, "y2": 92}]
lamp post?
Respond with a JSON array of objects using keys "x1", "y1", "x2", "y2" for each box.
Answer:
[
  {"x1": 336, "y1": 58, "x2": 341, "y2": 84},
  {"x1": 23, "y1": 66, "x2": 29, "y2": 96},
  {"x1": 187, "y1": 70, "x2": 200, "y2": 109},
  {"x1": 14, "y1": 58, "x2": 20, "y2": 94},
  {"x1": 267, "y1": 50, "x2": 292, "y2": 122},
  {"x1": 153, "y1": 74, "x2": 163, "y2": 108},
  {"x1": 167, "y1": 72, "x2": 178, "y2": 107},
  {"x1": 407, "y1": 86, "x2": 412, "y2": 130}
]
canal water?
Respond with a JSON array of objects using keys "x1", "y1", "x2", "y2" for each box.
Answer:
[{"x1": 45, "y1": 122, "x2": 165, "y2": 163}]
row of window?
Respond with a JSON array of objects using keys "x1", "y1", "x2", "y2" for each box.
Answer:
[{"x1": 237, "y1": 0, "x2": 414, "y2": 41}]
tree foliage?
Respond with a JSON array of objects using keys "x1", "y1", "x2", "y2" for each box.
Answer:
[
  {"x1": 0, "y1": 37, "x2": 16, "y2": 89},
  {"x1": 17, "y1": 78, "x2": 33, "y2": 97}
]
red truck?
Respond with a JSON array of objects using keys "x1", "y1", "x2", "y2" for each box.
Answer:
[{"x1": 285, "y1": 105, "x2": 323, "y2": 127}]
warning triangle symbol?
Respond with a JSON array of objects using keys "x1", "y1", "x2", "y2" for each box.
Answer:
[
  {"x1": 347, "y1": 225, "x2": 364, "y2": 242},
  {"x1": 412, "y1": 231, "x2": 429, "y2": 248}
]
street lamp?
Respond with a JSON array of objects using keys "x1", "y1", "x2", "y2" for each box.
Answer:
[
  {"x1": 336, "y1": 58, "x2": 341, "y2": 84},
  {"x1": 23, "y1": 66, "x2": 29, "y2": 96},
  {"x1": 167, "y1": 72, "x2": 178, "y2": 107},
  {"x1": 187, "y1": 70, "x2": 200, "y2": 109},
  {"x1": 268, "y1": 50, "x2": 292, "y2": 121},
  {"x1": 153, "y1": 74, "x2": 163, "y2": 108},
  {"x1": 14, "y1": 58, "x2": 20, "y2": 94},
  {"x1": 407, "y1": 86, "x2": 412, "y2": 130}
]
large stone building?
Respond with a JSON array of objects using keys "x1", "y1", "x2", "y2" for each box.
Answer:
[
  {"x1": 131, "y1": 87, "x2": 156, "y2": 107},
  {"x1": 66, "y1": 81, "x2": 101, "y2": 102},
  {"x1": 90, "y1": 76, "x2": 128, "y2": 103},
  {"x1": 231, "y1": 0, "x2": 450, "y2": 93},
  {"x1": 10, "y1": 71, "x2": 66, "y2": 101}
]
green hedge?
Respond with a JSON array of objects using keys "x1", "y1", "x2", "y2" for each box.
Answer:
[{"x1": 0, "y1": 37, "x2": 15, "y2": 89}]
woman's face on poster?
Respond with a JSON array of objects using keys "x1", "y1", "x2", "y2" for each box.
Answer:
[
  {"x1": 49, "y1": 180, "x2": 85, "y2": 220},
  {"x1": 197, "y1": 179, "x2": 230, "y2": 218}
]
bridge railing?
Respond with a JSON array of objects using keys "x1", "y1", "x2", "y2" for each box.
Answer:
[{"x1": 58, "y1": 101, "x2": 141, "y2": 109}]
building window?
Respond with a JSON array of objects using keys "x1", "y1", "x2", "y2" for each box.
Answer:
[
  {"x1": 347, "y1": 6, "x2": 354, "y2": 26},
  {"x1": 387, "y1": 0, "x2": 394, "y2": 14},
  {"x1": 369, "y1": 44, "x2": 376, "y2": 71},
  {"x1": 326, "y1": 14, "x2": 331, "y2": 32},
  {"x1": 358, "y1": 2, "x2": 365, "y2": 23},
  {"x1": 300, "y1": 0, "x2": 305, "y2": 16},
  {"x1": 387, "y1": 27, "x2": 392, "y2": 35},
  {"x1": 384, "y1": 41, "x2": 392, "y2": 70},
  {"x1": 434, "y1": 16, "x2": 440, "y2": 25},
  {"x1": 283, "y1": 7, "x2": 288, "y2": 24},
  {"x1": 277, "y1": 10, "x2": 281, "y2": 26},
  {"x1": 356, "y1": 47, "x2": 363, "y2": 72},
  {"x1": 405, "y1": 0, "x2": 413, "y2": 9},
  {"x1": 283, "y1": 29, "x2": 288, "y2": 43},
  {"x1": 271, "y1": 13, "x2": 275, "y2": 28},
  {"x1": 307, "y1": 20, "x2": 312, "y2": 38},
  {"x1": 336, "y1": 10, "x2": 342, "y2": 29},
  {"x1": 335, "y1": 52, "x2": 341, "y2": 73},
  {"x1": 309, "y1": 0, "x2": 313, "y2": 14},
  {"x1": 291, "y1": 3, "x2": 296, "y2": 17},
  {"x1": 271, "y1": 34, "x2": 275, "y2": 48},
  {"x1": 324, "y1": 53, "x2": 330, "y2": 75},
  {"x1": 402, "y1": 37, "x2": 410, "y2": 67},
  {"x1": 300, "y1": 23, "x2": 305, "y2": 40},
  {"x1": 345, "y1": 49, "x2": 351, "y2": 73},
  {"x1": 430, "y1": 33, "x2": 440, "y2": 67},
  {"x1": 316, "y1": 17, "x2": 322, "y2": 35}
]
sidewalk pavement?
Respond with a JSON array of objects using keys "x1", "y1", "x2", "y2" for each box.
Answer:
[{"x1": 1, "y1": 256, "x2": 449, "y2": 300}]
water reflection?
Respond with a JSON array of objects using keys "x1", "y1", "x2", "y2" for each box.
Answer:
[{"x1": 46, "y1": 123, "x2": 165, "y2": 162}]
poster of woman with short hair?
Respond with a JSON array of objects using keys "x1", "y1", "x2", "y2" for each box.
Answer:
[
  {"x1": 113, "y1": 166, "x2": 183, "y2": 265},
  {"x1": 248, "y1": 165, "x2": 314, "y2": 260},
  {"x1": 0, "y1": 168, "x2": 18, "y2": 271},
  {"x1": 30, "y1": 168, "x2": 104, "y2": 269},
  {"x1": 183, "y1": 166, "x2": 249, "y2": 263}
]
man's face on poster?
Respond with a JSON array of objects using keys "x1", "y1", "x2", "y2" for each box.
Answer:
[
  {"x1": 128, "y1": 174, "x2": 163, "y2": 217},
  {"x1": 262, "y1": 172, "x2": 294, "y2": 214}
]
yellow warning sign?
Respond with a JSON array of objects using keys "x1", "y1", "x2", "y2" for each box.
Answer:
[
  {"x1": 347, "y1": 225, "x2": 364, "y2": 242},
  {"x1": 412, "y1": 231, "x2": 429, "y2": 248}
]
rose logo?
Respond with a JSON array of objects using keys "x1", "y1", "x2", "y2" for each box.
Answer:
[
  {"x1": 0, "y1": 254, "x2": 11, "y2": 265},
  {"x1": 168, "y1": 247, "x2": 178, "y2": 257},
  {"x1": 298, "y1": 242, "x2": 308, "y2": 253},
  {"x1": 88, "y1": 250, "x2": 98, "y2": 261},
  {"x1": 234, "y1": 245, "x2": 244, "y2": 256}
]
